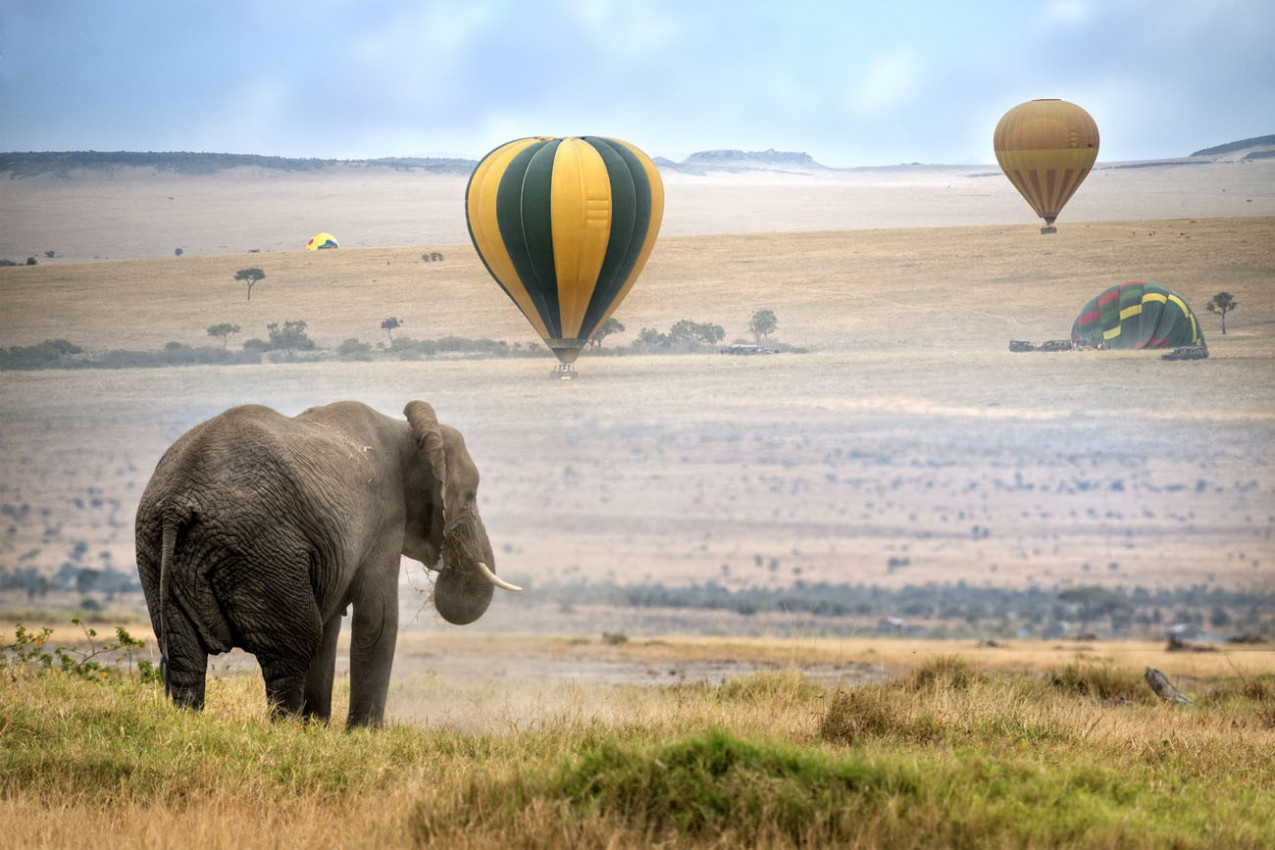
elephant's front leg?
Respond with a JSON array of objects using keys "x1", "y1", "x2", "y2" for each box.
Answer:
[
  {"x1": 346, "y1": 572, "x2": 399, "y2": 728},
  {"x1": 303, "y1": 612, "x2": 344, "y2": 723}
]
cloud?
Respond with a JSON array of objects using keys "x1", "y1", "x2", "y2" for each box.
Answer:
[
  {"x1": 196, "y1": 76, "x2": 298, "y2": 155},
  {"x1": 1043, "y1": 0, "x2": 1096, "y2": 25},
  {"x1": 1, "y1": 0, "x2": 1272, "y2": 164},
  {"x1": 848, "y1": 49, "x2": 924, "y2": 117},
  {"x1": 560, "y1": 0, "x2": 678, "y2": 58}
]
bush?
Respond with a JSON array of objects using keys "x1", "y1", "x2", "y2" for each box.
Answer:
[
  {"x1": 908, "y1": 655, "x2": 982, "y2": 692},
  {"x1": 1, "y1": 618, "x2": 156, "y2": 683},
  {"x1": 1049, "y1": 660, "x2": 1146, "y2": 702},
  {"x1": 0, "y1": 339, "x2": 84, "y2": 370},
  {"x1": 819, "y1": 685, "x2": 943, "y2": 745},
  {"x1": 95, "y1": 345, "x2": 260, "y2": 368},
  {"x1": 264, "y1": 320, "x2": 315, "y2": 359},
  {"x1": 337, "y1": 338, "x2": 373, "y2": 360},
  {"x1": 630, "y1": 319, "x2": 726, "y2": 353}
]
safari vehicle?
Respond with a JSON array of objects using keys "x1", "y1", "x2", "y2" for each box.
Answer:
[{"x1": 1162, "y1": 345, "x2": 1209, "y2": 360}]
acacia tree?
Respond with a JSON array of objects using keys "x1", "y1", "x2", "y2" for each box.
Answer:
[
  {"x1": 381, "y1": 317, "x2": 403, "y2": 343},
  {"x1": 1206, "y1": 292, "x2": 1237, "y2": 335},
  {"x1": 749, "y1": 308, "x2": 778, "y2": 343},
  {"x1": 206, "y1": 323, "x2": 241, "y2": 351},
  {"x1": 234, "y1": 267, "x2": 265, "y2": 301},
  {"x1": 265, "y1": 320, "x2": 315, "y2": 360},
  {"x1": 669, "y1": 319, "x2": 724, "y2": 347},
  {"x1": 590, "y1": 317, "x2": 625, "y2": 349},
  {"x1": 635, "y1": 320, "x2": 724, "y2": 352}
]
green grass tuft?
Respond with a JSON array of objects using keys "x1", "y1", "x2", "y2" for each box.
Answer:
[{"x1": 548, "y1": 729, "x2": 909, "y2": 844}]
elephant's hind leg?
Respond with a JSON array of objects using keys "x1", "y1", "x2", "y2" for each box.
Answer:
[
  {"x1": 153, "y1": 594, "x2": 210, "y2": 709},
  {"x1": 302, "y1": 612, "x2": 344, "y2": 723},
  {"x1": 163, "y1": 619, "x2": 210, "y2": 710},
  {"x1": 253, "y1": 610, "x2": 323, "y2": 720},
  {"x1": 260, "y1": 655, "x2": 312, "y2": 718},
  {"x1": 216, "y1": 559, "x2": 325, "y2": 720}
]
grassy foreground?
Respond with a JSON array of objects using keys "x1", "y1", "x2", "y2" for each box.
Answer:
[{"x1": 3, "y1": 646, "x2": 1274, "y2": 849}]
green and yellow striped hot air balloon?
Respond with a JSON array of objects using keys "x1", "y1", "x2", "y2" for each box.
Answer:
[
  {"x1": 1070, "y1": 281, "x2": 1205, "y2": 350},
  {"x1": 994, "y1": 99, "x2": 1099, "y2": 234},
  {"x1": 465, "y1": 136, "x2": 664, "y2": 369}
]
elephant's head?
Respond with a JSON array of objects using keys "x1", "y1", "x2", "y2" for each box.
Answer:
[{"x1": 404, "y1": 401, "x2": 520, "y2": 625}]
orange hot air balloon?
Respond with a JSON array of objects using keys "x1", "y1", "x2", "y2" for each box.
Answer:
[{"x1": 994, "y1": 99, "x2": 1099, "y2": 234}]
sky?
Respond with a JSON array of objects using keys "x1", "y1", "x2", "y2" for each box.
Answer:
[{"x1": 2, "y1": 0, "x2": 1272, "y2": 167}]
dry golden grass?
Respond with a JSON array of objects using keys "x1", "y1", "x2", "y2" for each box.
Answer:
[
  {"x1": 3, "y1": 217, "x2": 1273, "y2": 354},
  {"x1": 3, "y1": 645, "x2": 1273, "y2": 849}
]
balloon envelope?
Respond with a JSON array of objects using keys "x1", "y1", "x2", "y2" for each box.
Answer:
[
  {"x1": 994, "y1": 99, "x2": 1099, "y2": 232},
  {"x1": 465, "y1": 136, "x2": 664, "y2": 364},
  {"x1": 1070, "y1": 282, "x2": 1205, "y2": 349},
  {"x1": 306, "y1": 232, "x2": 339, "y2": 250}
]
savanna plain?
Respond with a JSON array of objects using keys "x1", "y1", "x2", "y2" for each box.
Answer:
[{"x1": 2, "y1": 160, "x2": 1274, "y2": 847}]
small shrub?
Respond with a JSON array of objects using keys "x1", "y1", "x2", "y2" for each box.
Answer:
[
  {"x1": 819, "y1": 685, "x2": 942, "y2": 745},
  {"x1": 716, "y1": 670, "x2": 824, "y2": 705},
  {"x1": 337, "y1": 338, "x2": 373, "y2": 360},
  {"x1": 1049, "y1": 660, "x2": 1146, "y2": 702},
  {"x1": 1, "y1": 618, "x2": 150, "y2": 682},
  {"x1": 909, "y1": 655, "x2": 981, "y2": 691},
  {"x1": 1199, "y1": 674, "x2": 1275, "y2": 727}
]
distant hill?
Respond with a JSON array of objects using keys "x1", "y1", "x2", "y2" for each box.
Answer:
[
  {"x1": 670, "y1": 149, "x2": 826, "y2": 174},
  {"x1": 1190, "y1": 135, "x2": 1275, "y2": 160},
  {"x1": 0, "y1": 148, "x2": 829, "y2": 178},
  {"x1": 3, "y1": 136, "x2": 1273, "y2": 178},
  {"x1": 0, "y1": 150, "x2": 475, "y2": 178}
]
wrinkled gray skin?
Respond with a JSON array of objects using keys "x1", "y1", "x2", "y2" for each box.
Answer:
[{"x1": 135, "y1": 400, "x2": 510, "y2": 728}]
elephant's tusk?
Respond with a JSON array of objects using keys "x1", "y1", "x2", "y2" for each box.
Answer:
[{"x1": 477, "y1": 561, "x2": 522, "y2": 592}]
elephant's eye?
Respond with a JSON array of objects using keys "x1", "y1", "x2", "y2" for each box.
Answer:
[{"x1": 465, "y1": 491, "x2": 477, "y2": 504}]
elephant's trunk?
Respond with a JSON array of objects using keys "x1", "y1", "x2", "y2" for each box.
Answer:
[{"x1": 432, "y1": 514, "x2": 518, "y2": 625}]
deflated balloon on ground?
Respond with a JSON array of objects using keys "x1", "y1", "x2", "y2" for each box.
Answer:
[
  {"x1": 305, "y1": 232, "x2": 339, "y2": 250},
  {"x1": 1071, "y1": 281, "x2": 1205, "y2": 350}
]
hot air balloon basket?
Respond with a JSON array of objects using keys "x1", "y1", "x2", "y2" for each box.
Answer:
[{"x1": 550, "y1": 363, "x2": 579, "y2": 380}]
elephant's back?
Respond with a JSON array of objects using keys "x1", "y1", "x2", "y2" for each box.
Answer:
[
  {"x1": 144, "y1": 404, "x2": 290, "y2": 487},
  {"x1": 139, "y1": 403, "x2": 382, "y2": 539}
]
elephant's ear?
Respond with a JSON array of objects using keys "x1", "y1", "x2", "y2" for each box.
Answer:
[{"x1": 404, "y1": 401, "x2": 447, "y2": 521}]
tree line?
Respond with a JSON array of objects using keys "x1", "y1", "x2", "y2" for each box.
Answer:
[
  {"x1": 540, "y1": 578, "x2": 1273, "y2": 640},
  {"x1": 0, "y1": 309, "x2": 798, "y2": 370}
]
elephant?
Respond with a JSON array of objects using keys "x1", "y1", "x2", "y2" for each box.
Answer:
[{"x1": 134, "y1": 400, "x2": 519, "y2": 728}]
